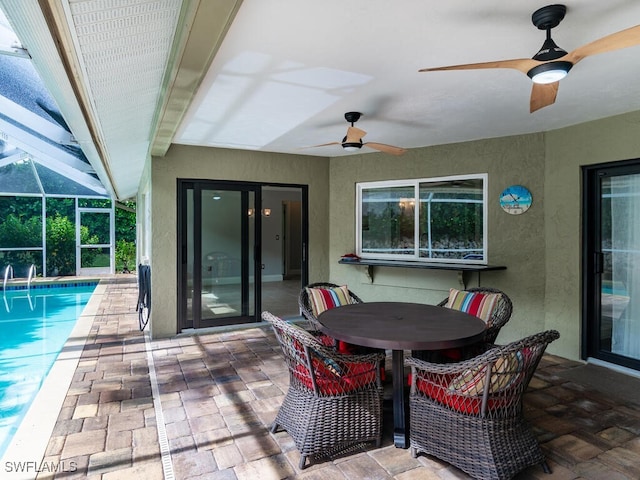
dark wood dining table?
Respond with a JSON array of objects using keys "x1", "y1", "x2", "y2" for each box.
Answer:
[{"x1": 317, "y1": 301, "x2": 486, "y2": 448}]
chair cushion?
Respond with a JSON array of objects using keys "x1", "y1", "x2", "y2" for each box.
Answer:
[
  {"x1": 446, "y1": 288, "x2": 501, "y2": 324},
  {"x1": 294, "y1": 359, "x2": 377, "y2": 395},
  {"x1": 416, "y1": 375, "x2": 506, "y2": 415},
  {"x1": 448, "y1": 351, "x2": 524, "y2": 396},
  {"x1": 306, "y1": 285, "x2": 352, "y2": 317}
]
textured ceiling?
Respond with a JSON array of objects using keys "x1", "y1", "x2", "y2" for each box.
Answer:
[{"x1": 3, "y1": 0, "x2": 640, "y2": 199}]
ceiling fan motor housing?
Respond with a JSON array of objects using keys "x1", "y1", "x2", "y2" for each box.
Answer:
[
  {"x1": 532, "y1": 4, "x2": 566, "y2": 30},
  {"x1": 344, "y1": 111, "x2": 362, "y2": 124}
]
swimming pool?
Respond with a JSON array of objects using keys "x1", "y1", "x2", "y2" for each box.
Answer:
[{"x1": 0, "y1": 283, "x2": 97, "y2": 460}]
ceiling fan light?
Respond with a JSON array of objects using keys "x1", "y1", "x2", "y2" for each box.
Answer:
[
  {"x1": 342, "y1": 142, "x2": 362, "y2": 152},
  {"x1": 527, "y1": 61, "x2": 572, "y2": 84}
]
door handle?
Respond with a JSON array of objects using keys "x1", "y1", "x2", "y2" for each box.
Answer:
[{"x1": 594, "y1": 252, "x2": 604, "y2": 274}]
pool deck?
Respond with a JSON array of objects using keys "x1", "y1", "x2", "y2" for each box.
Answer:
[{"x1": 7, "y1": 275, "x2": 640, "y2": 479}]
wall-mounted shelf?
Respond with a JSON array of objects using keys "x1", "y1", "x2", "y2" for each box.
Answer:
[{"x1": 339, "y1": 258, "x2": 506, "y2": 287}]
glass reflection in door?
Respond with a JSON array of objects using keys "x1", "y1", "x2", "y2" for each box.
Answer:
[{"x1": 200, "y1": 189, "x2": 243, "y2": 322}]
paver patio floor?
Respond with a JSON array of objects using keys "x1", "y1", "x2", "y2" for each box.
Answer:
[{"x1": 28, "y1": 277, "x2": 640, "y2": 479}]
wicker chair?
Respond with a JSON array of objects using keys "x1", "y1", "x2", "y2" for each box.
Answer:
[
  {"x1": 263, "y1": 311, "x2": 385, "y2": 469},
  {"x1": 406, "y1": 329, "x2": 560, "y2": 480},
  {"x1": 412, "y1": 287, "x2": 513, "y2": 362},
  {"x1": 298, "y1": 282, "x2": 363, "y2": 332}
]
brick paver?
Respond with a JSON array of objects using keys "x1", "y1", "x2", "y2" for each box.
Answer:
[{"x1": 30, "y1": 276, "x2": 640, "y2": 479}]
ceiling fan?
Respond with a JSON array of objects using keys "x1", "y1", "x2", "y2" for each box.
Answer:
[
  {"x1": 419, "y1": 4, "x2": 640, "y2": 113},
  {"x1": 306, "y1": 112, "x2": 407, "y2": 156}
]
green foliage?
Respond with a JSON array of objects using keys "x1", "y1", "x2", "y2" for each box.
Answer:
[
  {"x1": 1, "y1": 196, "x2": 136, "y2": 276},
  {"x1": 0, "y1": 196, "x2": 42, "y2": 219},
  {"x1": 115, "y1": 239, "x2": 136, "y2": 273},
  {"x1": 45, "y1": 214, "x2": 76, "y2": 275},
  {"x1": 46, "y1": 197, "x2": 75, "y2": 219},
  {"x1": 45, "y1": 214, "x2": 104, "y2": 275},
  {"x1": 0, "y1": 213, "x2": 41, "y2": 247},
  {"x1": 0, "y1": 251, "x2": 42, "y2": 277},
  {"x1": 116, "y1": 202, "x2": 136, "y2": 243},
  {"x1": 428, "y1": 203, "x2": 482, "y2": 241}
]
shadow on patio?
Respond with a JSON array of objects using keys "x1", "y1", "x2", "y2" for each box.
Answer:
[{"x1": 30, "y1": 277, "x2": 640, "y2": 479}]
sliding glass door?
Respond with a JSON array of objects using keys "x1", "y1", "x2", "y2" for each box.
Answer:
[
  {"x1": 179, "y1": 181, "x2": 260, "y2": 329},
  {"x1": 584, "y1": 160, "x2": 640, "y2": 371},
  {"x1": 178, "y1": 180, "x2": 308, "y2": 331}
]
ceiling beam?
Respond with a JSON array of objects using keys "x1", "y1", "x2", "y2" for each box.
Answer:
[
  {"x1": 0, "y1": 95, "x2": 76, "y2": 145},
  {"x1": 0, "y1": 150, "x2": 27, "y2": 168},
  {"x1": 150, "y1": 0, "x2": 244, "y2": 157},
  {"x1": 0, "y1": 115, "x2": 93, "y2": 172}
]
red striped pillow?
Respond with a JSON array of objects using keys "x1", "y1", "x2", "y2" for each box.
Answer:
[
  {"x1": 446, "y1": 288, "x2": 500, "y2": 324},
  {"x1": 306, "y1": 285, "x2": 352, "y2": 317}
]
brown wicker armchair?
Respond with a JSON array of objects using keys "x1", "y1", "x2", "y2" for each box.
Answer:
[
  {"x1": 413, "y1": 287, "x2": 514, "y2": 362},
  {"x1": 406, "y1": 329, "x2": 559, "y2": 480},
  {"x1": 263, "y1": 311, "x2": 384, "y2": 469}
]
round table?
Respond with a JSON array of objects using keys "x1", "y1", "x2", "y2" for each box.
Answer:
[{"x1": 317, "y1": 301, "x2": 486, "y2": 448}]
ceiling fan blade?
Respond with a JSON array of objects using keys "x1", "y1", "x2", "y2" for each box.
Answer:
[
  {"x1": 565, "y1": 24, "x2": 640, "y2": 65},
  {"x1": 345, "y1": 126, "x2": 366, "y2": 143},
  {"x1": 364, "y1": 142, "x2": 407, "y2": 156},
  {"x1": 300, "y1": 141, "x2": 340, "y2": 149},
  {"x1": 530, "y1": 82, "x2": 559, "y2": 113},
  {"x1": 420, "y1": 58, "x2": 539, "y2": 75}
]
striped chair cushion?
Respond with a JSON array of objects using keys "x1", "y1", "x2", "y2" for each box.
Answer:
[
  {"x1": 306, "y1": 285, "x2": 352, "y2": 317},
  {"x1": 446, "y1": 288, "x2": 501, "y2": 325}
]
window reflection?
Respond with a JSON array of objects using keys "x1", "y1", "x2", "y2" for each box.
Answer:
[
  {"x1": 358, "y1": 175, "x2": 486, "y2": 263},
  {"x1": 419, "y1": 178, "x2": 483, "y2": 260},
  {"x1": 361, "y1": 186, "x2": 415, "y2": 255}
]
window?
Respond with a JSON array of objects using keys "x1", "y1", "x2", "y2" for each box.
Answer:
[{"x1": 356, "y1": 174, "x2": 487, "y2": 264}]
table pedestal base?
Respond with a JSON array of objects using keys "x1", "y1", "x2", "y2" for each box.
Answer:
[{"x1": 392, "y1": 349, "x2": 407, "y2": 448}]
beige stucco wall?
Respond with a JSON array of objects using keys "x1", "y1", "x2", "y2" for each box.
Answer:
[
  {"x1": 147, "y1": 111, "x2": 640, "y2": 362},
  {"x1": 544, "y1": 110, "x2": 640, "y2": 360},
  {"x1": 327, "y1": 110, "x2": 640, "y2": 362},
  {"x1": 149, "y1": 144, "x2": 330, "y2": 338},
  {"x1": 328, "y1": 133, "x2": 548, "y2": 349}
]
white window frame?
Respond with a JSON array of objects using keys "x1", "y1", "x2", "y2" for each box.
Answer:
[{"x1": 355, "y1": 173, "x2": 488, "y2": 264}]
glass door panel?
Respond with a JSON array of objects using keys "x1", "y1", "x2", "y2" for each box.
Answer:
[
  {"x1": 185, "y1": 188, "x2": 194, "y2": 326},
  {"x1": 180, "y1": 182, "x2": 257, "y2": 330},
  {"x1": 248, "y1": 190, "x2": 255, "y2": 319},
  {"x1": 584, "y1": 161, "x2": 640, "y2": 371},
  {"x1": 201, "y1": 189, "x2": 244, "y2": 322},
  {"x1": 600, "y1": 173, "x2": 640, "y2": 361}
]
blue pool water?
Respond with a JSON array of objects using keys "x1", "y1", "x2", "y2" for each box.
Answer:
[{"x1": 0, "y1": 283, "x2": 97, "y2": 459}]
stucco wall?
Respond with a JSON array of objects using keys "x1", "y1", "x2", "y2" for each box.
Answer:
[
  {"x1": 544, "y1": 110, "x2": 640, "y2": 360},
  {"x1": 147, "y1": 111, "x2": 640, "y2": 362},
  {"x1": 149, "y1": 144, "x2": 330, "y2": 338},
  {"x1": 329, "y1": 134, "x2": 549, "y2": 348}
]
